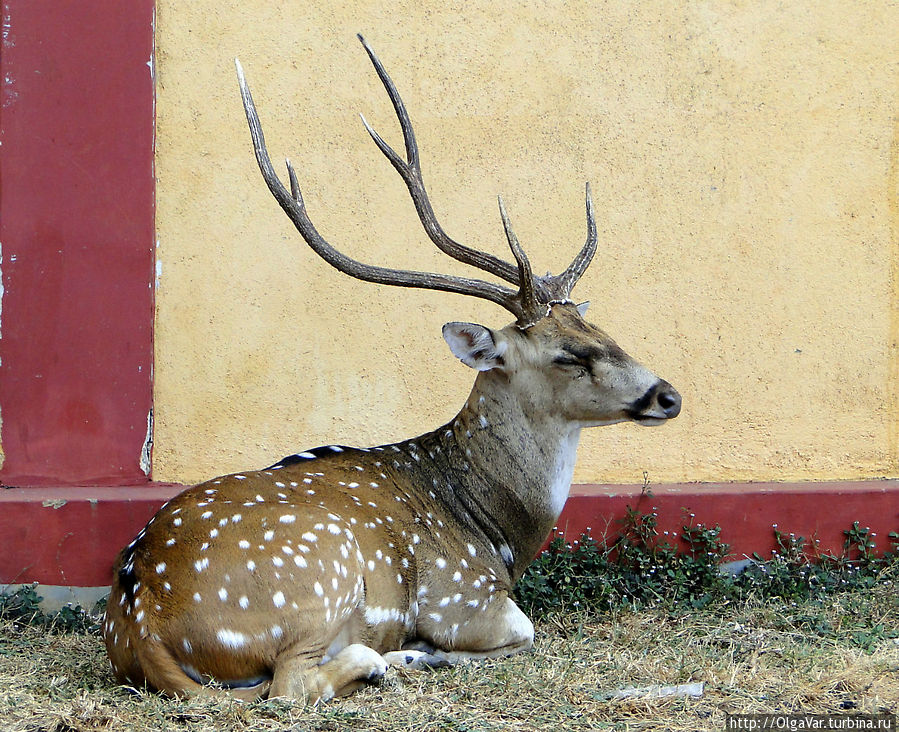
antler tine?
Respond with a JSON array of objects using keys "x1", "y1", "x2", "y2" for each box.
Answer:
[
  {"x1": 235, "y1": 58, "x2": 526, "y2": 320},
  {"x1": 551, "y1": 182, "x2": 598, "y2": 298},
  {"x1": 497, "y1": 196, "x2": 543, "y2": 327},
  {"x1": 356, "y1": 34, "x2": 528, "y2": 289}
]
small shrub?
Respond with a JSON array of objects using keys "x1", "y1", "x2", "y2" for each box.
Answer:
[
  {"x1": 515, "y1": 509, "x2": 733, "y2": 618},
  {"x1": 735, "y1": 521, "x2": 897, "y2": 603},
  {"x1": 515, "y1": 505, "x2": 898, "y2": 628},
  {"x1": 0, "y1": 584, "x2": 103, "y2": 634}
]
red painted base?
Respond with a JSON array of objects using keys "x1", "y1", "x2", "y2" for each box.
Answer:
[
  {"x1": 1, "y1": 481, "x2": 897, "y2": 588},
  {"x1": 555, "y1": 481, "x2": 899, "y2": 560}
]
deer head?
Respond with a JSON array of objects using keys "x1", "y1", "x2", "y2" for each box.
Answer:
[{"x1": 103, "y1": 35, "x2": 680, "y2": 706}]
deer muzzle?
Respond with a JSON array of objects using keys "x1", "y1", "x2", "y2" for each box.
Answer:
[{"x1": 627, "y1": 380, "x2": 682, "y2": 424}]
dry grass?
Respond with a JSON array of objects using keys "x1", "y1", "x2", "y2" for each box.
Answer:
[{"x1": 1, "y1": 587, "x2": 896, "y2": 732}]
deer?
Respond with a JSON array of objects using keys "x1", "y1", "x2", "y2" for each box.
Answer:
[{"x1": 103, "y1": 35, "x2": 681, "y2": 704}]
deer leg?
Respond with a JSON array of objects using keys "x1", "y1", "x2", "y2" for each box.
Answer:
[
  {"x1": 414, "y1": 595, "x2": 535, "y2": 664},
  {"x1": 269, "y1": 643, "x2": 387, "y2": 703}
]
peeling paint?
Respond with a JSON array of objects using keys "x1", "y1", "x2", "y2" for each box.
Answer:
[
  {"x1": 0, "y1": 238, "x2": 4, "y2": 470},
  {"x1": 1, "y1": 3, "x2": 16, "y2": 109},
  {"x1": 1, "y1": 3, "x2": 12, "y2": 47},
  {"x1": 0, "y1": 3, "x2": 8, "y2": 451},
  {"x1": 140, "y1": 408, "x2": 153, "y2": 475},
  {"x1": 0, "y1": 238, "x2": 4, "y2": 362},
  {"x1": 42, "y1": 499, "x2": 67, "y2": 509}
]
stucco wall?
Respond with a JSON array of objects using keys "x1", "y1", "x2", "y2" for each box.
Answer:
[{"x1": 153, "y1": 1, "x2": 899, "y2": 486}]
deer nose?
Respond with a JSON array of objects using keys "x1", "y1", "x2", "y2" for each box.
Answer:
[
  {"x1": 625, "y1": 380, "x2": 682, "y2": 423},
  {"x1": 654, "y1": 381, "x2": 682, "y2": 419}
]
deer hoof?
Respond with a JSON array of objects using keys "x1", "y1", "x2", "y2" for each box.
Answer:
[{"x1": 384, "y1": 649, "x2": 451, "y2": 670}]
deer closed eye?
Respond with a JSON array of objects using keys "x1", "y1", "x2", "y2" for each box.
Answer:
[{"x1": 552, "y1": 357, "x2": 590, "y2": 378}]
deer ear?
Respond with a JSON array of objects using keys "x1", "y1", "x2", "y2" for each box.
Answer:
[
  {"x1": 576, "y1": 301, "x2": 590, "y2": 317},
  {"x1": 442, "y1": 322, "x2": 508, "y2": 371}
]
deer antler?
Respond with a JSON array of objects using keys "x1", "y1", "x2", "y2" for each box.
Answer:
[
  {"x1": 236, "y1": 36, "x2": 597, "y2": 326},
  {"x1": 546, "y1": 182, "x2": 597, "y2": 301},
  {"x1": 236, "y1": 60, "x2": 528, "y2": 321},
  {"x1": 356, "y1": 36, "x2": 525, "y2": 290},
  {"x1": 498, "y1": 196, "x2": 544, "y2": 326}
]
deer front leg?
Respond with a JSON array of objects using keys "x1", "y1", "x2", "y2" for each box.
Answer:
[
  {"x1": 411, "y1": 593, "x2": 534, "y2": 665},
  {"x1": 269, "y1": 644, "x2": 387, "y2": 702}
]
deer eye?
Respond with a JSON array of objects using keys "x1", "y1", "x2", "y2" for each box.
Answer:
[{"x1": 552, "y1": 356, "x2": 590, "y2": 378}]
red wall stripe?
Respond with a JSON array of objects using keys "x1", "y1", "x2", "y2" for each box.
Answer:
[
  {"x1": 1, "y1": 481, "x2": 895, "y2": 587},
  {"x1": 0, "y1": 1, "x2": 155, "y2": 486}
]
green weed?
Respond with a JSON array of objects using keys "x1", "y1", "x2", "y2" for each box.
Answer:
[{"x1": 0, "y1": 585, "x2": 103, "y2": 635}]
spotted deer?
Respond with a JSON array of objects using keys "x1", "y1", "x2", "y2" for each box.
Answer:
[{"x1": 103, "y1": 35, "x2": 681, "y2": 703}]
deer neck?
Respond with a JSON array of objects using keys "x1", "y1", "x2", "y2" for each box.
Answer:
[{"x1": 415, "y1": 371, "x2": 581, "y2": 582}]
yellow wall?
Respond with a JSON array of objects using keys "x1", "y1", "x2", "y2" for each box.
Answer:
[{"x1": 153, "y1": 1, "x2": 899, "y2": 486}]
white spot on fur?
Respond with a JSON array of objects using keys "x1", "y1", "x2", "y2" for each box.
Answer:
[
  {"x1": 364, "y1": 606, "x2": 403, "y2": 625},
  {"x1": 217, "y1": 629, "x2": 248, "y2": 648}
]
